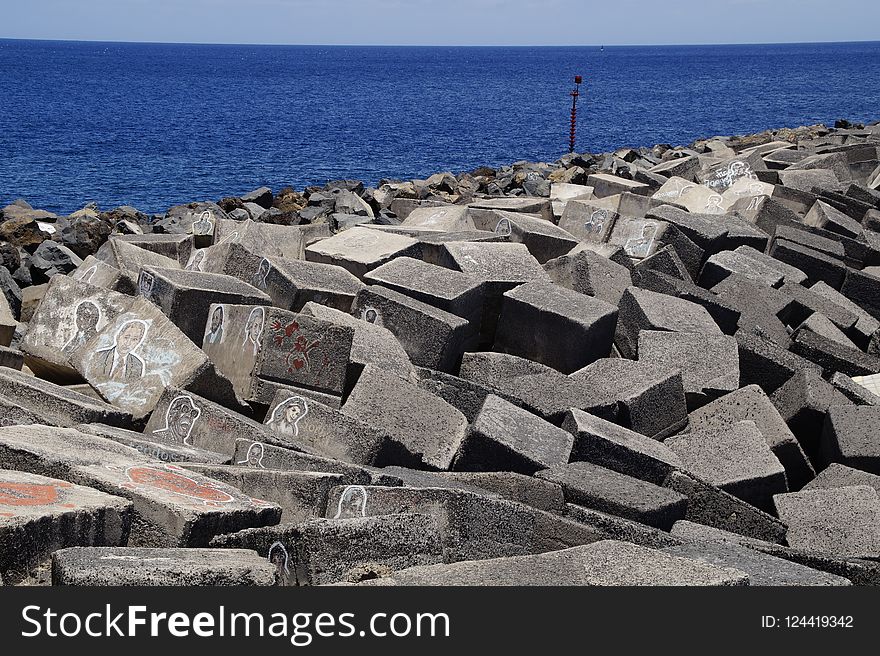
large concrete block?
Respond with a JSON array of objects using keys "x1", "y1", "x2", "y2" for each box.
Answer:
[
  {"x1": 570, "y1": 358, "x2": 688, "y2": 438},
  {"x1": 687, "y1": 384, "x2": 815, "y2": 490},
  {"x1": 615, "y1": 286, "x2": 722, "y2": 359},
  {"x1": 137, "y1": 266, "x2": 269, "y2": 347},
  {"x1": 666, "y1": 420, "x2": 788, "y2": 511},
  {"x1": 263, "y1": 389, "x2": 388, "y2": 465},
  {"x1": 638, "y1": 330, "x2": 739, "y2": 408},
  {"x1": 821, "y1": 405, "x2": 880, "y2": 474},
  {"x1": 200, "y1": 242, "x2": 365, "y2": 312},
  {"x1": 342, "y1": 365, "x2": 467, "y2": 470},
  {"x1": 468, "y1": 197, "x2": 553, "y2": 222},
  {"x1": 0, "y1": 425, "x2": 280, "y2": 546},
  {"x1": 558, "y1": 199, "x2": 619, "y2": 244},
  {"x1": 480, "y1": 210, "x2": 579, "y2": 264},
  {"x1": 361, "y1": 540, "x2": 748, "y2": 586},
  {"x1": 544, "y1": 249, "x2": 633, "y2": 306},
  {"x1": 72, "y1": 297, "x2": 240, "y2": 419},
  {"x1": 232, "y1": 438, "x2": 376, "y2": 485},
  {"x1": 112, "y1": 233, "x2": 194, "y2": 266},
  {"x1": 774, "y1": 486, "x2": 880, "y2": 558},
  {"x1": 452, "y1": 394, "x2": 573, "y2": 475},
  {"x1": 300, "y1": 301, "x2": 415, "y2": 380},
  {"x1": 365, "y1": 256, "x2": 484, "y2": 328},
  {"x1": 494, "y1": 281, "x2": 618, "y2": 374},
  {"x1": 0, "y1": 470, "x2": 132, "y2": 585},
  {"x1": 78, "y1": 422, "x2": 229, "y2": 465},
  {"x1": 22, "y1": 275, "x2": 136, "y2": 380},
  {"x1": 536, "y1": 462, "x2": 687, "y2": 530},
  {"x1": 351, "y1": 285, "x2": 473, "y2": 372},
  {"x1": 305, "y1": 227, "x2": 421, "y2": 279},
  {"x1": 324, "y1": 485, "x2": 604, "y2": 563},
  {"x1": 214, "y1": 218, "x2": 305, "y2": 261},
  {"x1": 562, "y1": 408, "x2": 682, "y2": 485},
  {"x1": 202, "y1": 304, "x2": 354, "y2": 404},
  {"x1": 51, "y1": 547, "x2": 275, "y2": 586}
]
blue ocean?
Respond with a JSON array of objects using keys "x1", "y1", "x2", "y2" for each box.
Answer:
[{"x1": 1, "y1": 39, "x2": 879, "y2": 215}]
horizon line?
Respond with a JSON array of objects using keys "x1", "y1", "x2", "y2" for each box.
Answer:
[{"x1": 2, "y1": 36, "x2": 880, "y2": 48}]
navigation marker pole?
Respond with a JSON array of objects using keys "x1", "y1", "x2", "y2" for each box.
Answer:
[{"x1": 569, "y1": 75, "x2": 582, "y2": 153}]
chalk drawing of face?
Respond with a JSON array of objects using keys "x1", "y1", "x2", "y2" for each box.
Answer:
[
  {"x1": 494, "y1": 218, "x2": 513, "y2": 236},
  {"x1": 266, "y1": 396, "x2": 308, "y2": 438},
  {"x1": 152, "y1": 395, "x2": 201, "y2": 445},
  {"x1": 252, "y1": 258, "x2": 271, "y2": 289},
  {"x1": 237, "y1": 442, "x2": 266, "y2": 469},
  {"x1": 138, "y1": 271, "x2": 155, "y2": 297},
  {"x1": 77, "y1": 265, "x2": 98, "y2": 283},
  {"x1": 204, "y1": 305, "x2": 225, "y2": 344},
  {"x1": 96, "y1": 319, "x2": 148, "y2": 382},
  {"x1": 624, "y1": 223, "x2": 657, "y2": 258},
  {"x1": 186, "y1": 250, "x2": 205, "y2": 272},
  {"x1": 705, "y1": 194, "x2": 724, "y2": 214},
  {"x1": 334, "y1": 485, "x2": 368, "y2": 519},
  {"x1": 242, "y1": 307, "x2": 265, "y2": 356},
  {"x1": 268, "y1": 541, "x2": 290, "y2": 576},
  {"x1": 192, "y1": 210, "x2": 214, "y2": 236},
  {"x1": 63, "y1": 300, "x2": 101, "y2": 352},
  {"x1": 584, "y1": 209, "x2": 608, "y2": 236},
  {"x1": 360, "y1": 307, "x2": 380, "y2": 325}
]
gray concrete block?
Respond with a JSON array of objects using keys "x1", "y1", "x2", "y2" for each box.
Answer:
[
  {"x1": 51, "y1": 547, "x2": 275, "y2": 586},
  {"x1": 774, "y1": 486, "x2": 880, "y2": 558},
  {"x1": 543, "y1": 249, "x2": 633, "y2": 306},
  {"x1": 452, "y1": 394, "x2": 574, "y2": 475},
  {"x1": 821, "y1": 405, "x2": 880, "y2": 474},
  {"x1": 351, "y1": 285, "x2": 473, "y2": 372},
  {"x1": 342, "y1": 365, "x2": 467, "y2": 470},
  {"x1": 562, "y1": 408, "x2": 682, "y2": 485},
  {"x1": 666, "y1": 420, "x2": 788, "y2": 511},
  {"x1": 0, "y1": 470, "x2": 132, "y2": 585},
  {"x1": 305, "y1": 227, "x2": 421, "y2": 279},
  {"x1": 638, "y1": 330, "x2": 739, "y2": 407},
  {"x1": 688, "y1": 385, "x2": 815, "y2": 490},
  {"x1": 536, "y1": 461, "x2": 687, "y2": 530},
  {"x1": 494, "y1": 281, "x2": 618, "y2": 373},
  {"x1": 0, "y1": 425, "x2": 280, "y2": 547},
  {"x1": 361, "y1": 540, "x2": 748, "y2": 586}
]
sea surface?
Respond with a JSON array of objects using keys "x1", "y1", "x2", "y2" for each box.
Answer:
[{"x1": 1, "y1": 39, "x2": 879, "y2": 214}]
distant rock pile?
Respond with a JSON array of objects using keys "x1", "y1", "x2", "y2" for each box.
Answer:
[{"x1": 2, "y1": 119, "x2": 880, "y2": 586}]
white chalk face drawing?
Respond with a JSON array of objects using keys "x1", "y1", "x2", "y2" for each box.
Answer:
[
  {"x1": 360, "y1": 307, "x2": 381, "y2": 325},
  {"x1": 584, "y1": 209, "x2": 608, "y2": 237},
  {"x1": 77, "y1": 265, "x2": 98, "y2": 283},
  {"x1": 747, "y1": 195, "x2": 765, "y2": 211},
  {"x1": 252, "y1": 258, "x2": 271, "y2": 289},
  {"x1": 186, "y1": 250, "x2": 205, "y2": 272},
  {"x1": 138, "y1": 271, "x2": 155, "y2": 297},
  {"x1": 242, "y1": 306, "x2": 265, "y2": 356},
  {"x1": 705, "y1": 194, "x2": 724, "y2": 214},
  {"x1": 237, "y1": 442, "x2": 266, "y2": 469},
  {"x1": 624, "y1": 223, "x2": 657, "y2": 258},
  {"x1": 192, "y1": 210, "x2": 215, "y2": 236},
  {"x1": 63, "y1": 300, "x2": 102, "y2": 353},
  {"x1": 95, "y1": 319, "x2": 148, "y2": 382},
  {"x1": 334, "y1": 485, "x2": 368, "y2": 519},
  {"x1": 266, "y1": 396, "x2": 309, "y2": 438},
  {"x1": 204, "y1": 305, "x2": 225, "y2": 345},
  {"x1": 494, "y1": 218, "x2": 513, "y2": 237},
  {"x1": 152, "y1": 394, "x2": 201, "y2": 445},
  {"x1": 268, "y1": 541, "x2": 290, "y2": 576}
]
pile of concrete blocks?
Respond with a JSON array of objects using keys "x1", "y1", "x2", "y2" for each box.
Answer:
[{"x1": 3, "y1": 120, "x2": 880, "y2": 586}]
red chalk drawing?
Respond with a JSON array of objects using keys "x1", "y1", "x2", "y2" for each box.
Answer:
[
  {"x1": 270, "y1": 319, "x2": 322, "y2": 374},
  {"x1": 121, "y1": 465, "x2": 235, "y2": 506},
  {"x1": 0, "y1": 482, "x2": 60, "y2": 507}
]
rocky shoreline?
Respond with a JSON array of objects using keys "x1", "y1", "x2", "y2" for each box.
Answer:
[{"x1": 1, "y1": 117, "x2": 880, "y2": 586}]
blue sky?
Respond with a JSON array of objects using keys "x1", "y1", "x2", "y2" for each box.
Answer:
[{"x1": 1, "y1": 0, "x2": 878, "y2": 46}]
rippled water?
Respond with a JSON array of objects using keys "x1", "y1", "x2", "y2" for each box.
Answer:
[{"x1": 1, "y1": 39, "x2": 879, "y2": 214}]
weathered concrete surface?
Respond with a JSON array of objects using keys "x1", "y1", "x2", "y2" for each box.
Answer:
[
  {"x1": 358, "y1": 540, "x2": 748, "y2": 586},
  {"x1": 52, "y1": 547, "x2": 276, "y2": 586},
  {"x1": 0, "y1": 470, "x2": 132, "y2": 585},
  {"x1": 0, "y1": 425, "x2": 280, "y2": 547},
  {"x1": 71, "y1": 297, "x2": 240, "y2": 419},
  {"x1": 305, "y1": 227, "x2": 421, "y2": 279}
]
